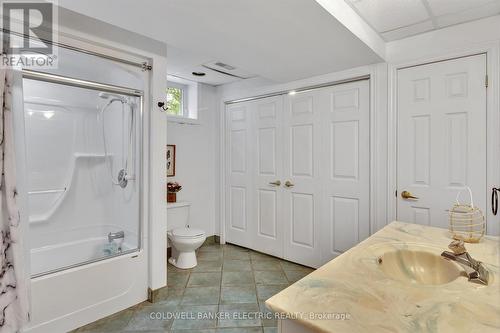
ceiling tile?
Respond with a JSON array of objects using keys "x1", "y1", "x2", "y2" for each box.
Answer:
[
  {"x1": 348, "y1": 0, "x2": 429, "y2": 32},
  {"x1": 426, "y1": 0, "x2": 496, "y2": 17},
  {"x1": 436, "y1": 1, "x2": 500, "y2": 28},
  {"x1": 381, "y1": 20, "x2": 434, "y2": 41}
]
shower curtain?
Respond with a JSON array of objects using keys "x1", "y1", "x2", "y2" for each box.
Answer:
[{"x1": 0, "y1": 57, "x2": 30, "y2": 332}]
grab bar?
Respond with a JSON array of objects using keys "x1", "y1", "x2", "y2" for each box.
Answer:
[{"x1": 28, "y1": 188, "x2": 67, "y2": 195}]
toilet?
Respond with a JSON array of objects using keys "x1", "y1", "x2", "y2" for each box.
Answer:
[{"x1": 167, "y1": 201, "x2": 206, "y2": 269}]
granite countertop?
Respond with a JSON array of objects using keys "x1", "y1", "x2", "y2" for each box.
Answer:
[{"x1": 266, "y1": 221, "x2": 500, "y2": 332}]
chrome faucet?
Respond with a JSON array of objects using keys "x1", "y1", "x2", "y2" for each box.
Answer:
[
  {"x1": 441, "y1": 240, "x2": 489, "y2": 285},
  {"x1": 108, "y1": 231, "x2": 125, "y2": 243}
]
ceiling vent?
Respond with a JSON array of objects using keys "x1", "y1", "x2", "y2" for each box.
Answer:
[
  {"x1": 202, "y1": 61, "x2": 255, "y2": 80},
  {"x1": 214, "y1": 62, "x2": 236, "y2": 71}
]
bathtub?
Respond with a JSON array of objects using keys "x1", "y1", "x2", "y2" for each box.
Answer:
[{"x1": 24, "y1": 247, "x2": 147, "y2": 333}]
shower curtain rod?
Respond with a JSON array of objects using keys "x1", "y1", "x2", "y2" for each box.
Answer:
[
  {"x1": 224, "y1": 75, "x2": 370, "y2": 105},
  {"x1": 22, "y1": 69, "x2": 144, "y2": 97},
  {"x1": 1, "y1": 28, "x2": 152, "y2": 71}
]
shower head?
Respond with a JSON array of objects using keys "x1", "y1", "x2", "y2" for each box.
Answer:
[{"x1": 99, "y1": 92, "x2": 128, "y2": 104}]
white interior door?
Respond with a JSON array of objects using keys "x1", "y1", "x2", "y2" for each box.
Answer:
[
  {"x1": 282, "y1": 91, "x2": 324, "y2": 267},
  {"x1": 321, "y1": 80, "x2": 370, "y2": 262},
  {"x1": 253, "y1": 96, "x2": 284, "y2": 257},
  {"x1": 397, "y1": 54, "x2": 487, "y2": 229},
  {"x1": 226, "y1": 102, "x2": 254, "y2": 248}
]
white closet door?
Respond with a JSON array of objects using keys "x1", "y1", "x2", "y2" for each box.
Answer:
[
  {"x1": 321, "y1": 80, "x2": 370, "y2": 262},
  {"x1": 397, "y1": 55, "x2": 487, "y2": 229},
  {"x1": 253, "y1": 96, "x2": 285, "y2": 257},
  {"x1": 225, "y1": 80, "x2": 371, "y2": 268},
  {"x1": 226, "y1": 102, "x2": 254, "y2": 248},
  {"x1": 282, "y1": 91, "x2": 324, "y2": 268}
]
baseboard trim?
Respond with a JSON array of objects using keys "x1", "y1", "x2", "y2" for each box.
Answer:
[
  {"x1": 203, "y1": 235, "x2": 218, "y2": 246},
  {"x1": 148, "y1": 286, "x2": 169, "y2": 303}
]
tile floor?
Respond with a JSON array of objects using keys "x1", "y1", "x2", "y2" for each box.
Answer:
[{"x1": 74, "y1": 243, "x2": 315, "y2": 333}]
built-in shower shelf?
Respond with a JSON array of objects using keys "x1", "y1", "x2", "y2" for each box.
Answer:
[
  {"x1": 29, "y1": 188, "x2": 67, "y2": 195},
  {"x1": 29, "y1": 153, "x2": 114, "y2": 224}
]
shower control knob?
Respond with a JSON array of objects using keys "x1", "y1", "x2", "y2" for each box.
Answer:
[{"x1": 118, "y1": 169, "x2": 129, "y2": 188}]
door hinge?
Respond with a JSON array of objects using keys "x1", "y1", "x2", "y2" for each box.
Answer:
[{"x1": 485, "y1": 74, "x2": 489, "y2": 88}]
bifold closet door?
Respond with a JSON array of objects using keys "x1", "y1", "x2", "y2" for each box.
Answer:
[
  {"x1": 226, "y1": 96, "x2": 284, "y2": 254},
  {"x1": 282, "y1": 90, "x2": 324, "y2": 268},
  {"x1": 321, "y1": 80, "x2": 370, "y2": 262},
  {"x1": 226, "y1": 79, "x2": 371, "y2": 268},
  {"x1": 282, "y1": 80, "x2": 370, "y2": 267},
  {"x1": 226, "y1": 102, "x2": 254, "y2": 248},
  {"x1": 252, "y1": 96, "x2": 285, "y2": 257}
]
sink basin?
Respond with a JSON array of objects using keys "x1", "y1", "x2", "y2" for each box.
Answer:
[{"x1": 377, "y1": 249, "x2": 463, "y2": 285}]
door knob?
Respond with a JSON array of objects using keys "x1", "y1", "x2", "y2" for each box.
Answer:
[
  {"x1": 401, "y1": 191, "x2": 418, "y2": 200},
  {"x1": 492, "y1": 187, "x2": 499, "y2": 215},
  {"x1": 269, "y1": 180, "x2": 281, "y2": 186},
  {"x1": 284, "y1": 181, "x2": 294, "y2": 188}
]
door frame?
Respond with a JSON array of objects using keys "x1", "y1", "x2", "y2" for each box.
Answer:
[
  {"x1": 388, "y1": 42, "x2": 500, "y2": 236},
  {"x1": 219, "y1": 65, "x2": 386, "y2": 245}
]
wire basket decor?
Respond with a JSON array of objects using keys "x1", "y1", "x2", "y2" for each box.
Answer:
[{"x1": 449, "y1": 187, "x2": 485, "y2": 243}]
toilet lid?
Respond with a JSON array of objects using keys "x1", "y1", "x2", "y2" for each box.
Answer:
[{"x1": 172, "y1": 227, "x2": 204, "y2": 238}]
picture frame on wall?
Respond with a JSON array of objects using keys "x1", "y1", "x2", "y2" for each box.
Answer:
[{"x1": 166, "y1": 144, "x2": 176, "y2": 177}]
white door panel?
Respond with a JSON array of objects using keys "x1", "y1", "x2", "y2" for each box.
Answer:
[
  {"x1": 283, "y1": 91, "x2": 324, "y2": 268},
  {"x1": 253, "y1": 97, "x2": 284, "y2": 257},
  {"x1": 322, "y1": 81, "x2": 370, "y2": 262},
  {"x1": 397, "y1": 55, "x2": 487, "y2": 229},
  {"x1": 230, "y1": 187, "x2": 247, "y2": 231},
  {"x1": 226, "y1": 103, "x2": 253, "y2": 248}
]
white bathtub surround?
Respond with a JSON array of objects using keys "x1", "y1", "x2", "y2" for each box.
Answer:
[
  {"x1": 266, "y1": 222, "x2": 500, "y2": 332},
  {"x1": 19, "y1": 46, "x2": 148, "y2": 332},
  {"x1": 23, "y1": 62, "x2": 142, "y2": 275},
  {"x1": 0, "y1": 60, "x2": 30, "y2": 332}
]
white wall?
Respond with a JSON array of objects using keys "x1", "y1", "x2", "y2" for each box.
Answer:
[{"x1": 167, "y1": 84, "x2": 219, "y2": 237}]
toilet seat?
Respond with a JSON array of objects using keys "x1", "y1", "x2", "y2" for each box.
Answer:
[{"x1": 171, "y1": 227, "x2": 204, "y2": 239}]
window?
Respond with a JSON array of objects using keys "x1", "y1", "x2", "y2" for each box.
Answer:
[
  {"x1": 166, "y1": 86, "x2": 183, "y2": 116},
  {"x1": 166, "y1": 81, "x2": 187, "y2": 116},
  {"x1": 166, "y1": 76, "x2": 199, "y2": 122}
]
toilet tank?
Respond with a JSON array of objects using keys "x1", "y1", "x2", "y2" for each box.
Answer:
[{"x1": 167, "y1": 201, "x2": 191, "y2": 231}]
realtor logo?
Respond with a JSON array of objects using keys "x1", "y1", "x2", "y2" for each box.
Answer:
[{"x1": 1, "y1": 0, "x2": 58, "y2": 68}]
